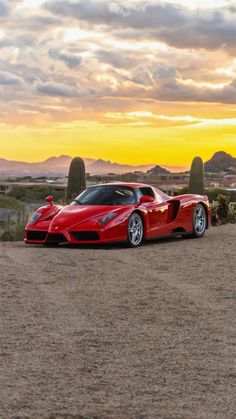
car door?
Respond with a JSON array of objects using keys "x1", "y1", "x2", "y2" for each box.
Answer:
[{"x1": 139, "y1": 187, "x2": 169, "y2": 238}]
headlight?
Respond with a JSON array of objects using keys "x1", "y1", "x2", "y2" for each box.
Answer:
[
  {"x1": 99, "y1": 212, "x2": 117, "y2": 225},
  {"x1": 28, "y1": 212, "x2": 42, "y2": 224}
]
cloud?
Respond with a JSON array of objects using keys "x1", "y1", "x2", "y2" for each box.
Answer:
[
  {"x1": 95, "y1": 48, "x2": 140, "y2": 69},
  {"x1": 36, "y1": 81, "x2": 80, "y2": 97},
  {"x1": 44, "y1": 1, "x2": 185, "y2": 27},
  {"x1": 129, "y1": 67, "x2": 153, "y2": 86},
  {"x1": 0, "y1": 71, "x2": 22, "y2": 86},
  {"x1": 44, "y1": 1, "x2": 236, "y2": 52},
  {"x1": 0, "y1": 0, "x2": 10, "y2": 17},
  {"x1": 149, "y1": 75, "x2": 236, "y2": 104},
  {"x1": 24, "y1": 14, "x2": 63, "y2": 30},
  {"x1": 1, "y1": 0, "x2": 236, "y2": 127},
  {"x1": 0, "y1": 34, "x2": 36, "y2": 49},
  {"x1": 154, "y1": 65, "x2": 177, "y2": 79},
  {"x1": 48, "y1": 48, "x2": 82, "y2": 69},
  {"x1": 0, "y1": 59, "x2": 49, "y2": 85}
]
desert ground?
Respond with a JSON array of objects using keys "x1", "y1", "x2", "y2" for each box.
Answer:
[{"x1": 0, "y1": 225, "x2": 235, "y2": 418}]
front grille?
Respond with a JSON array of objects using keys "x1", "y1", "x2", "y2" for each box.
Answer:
[
  {"x1": 71, "y1": 231, "x2": 100, "y2": 241},
  {"x1": 27, "y1": 231, "x2": 47, "y2": 241},
  {"x1": 46, "y1": 233, "x2": 67, "y2": 243}
]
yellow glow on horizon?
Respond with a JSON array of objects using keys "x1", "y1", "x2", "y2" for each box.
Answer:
[{"x1": 0, "y1": 117, "x2": 235, "y2": 168}]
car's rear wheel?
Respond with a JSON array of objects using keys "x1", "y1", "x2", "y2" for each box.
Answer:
[
  {"x1": 127, "y1": 212, "x2": 144, "y2": 247},
  {"x1": 192, "y1": 204, "x2": 207, "y2": 238}
]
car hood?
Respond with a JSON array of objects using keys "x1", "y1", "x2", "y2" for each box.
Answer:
[{"x1": 49, "y1": 204, "x2": 130, "y2": 229}]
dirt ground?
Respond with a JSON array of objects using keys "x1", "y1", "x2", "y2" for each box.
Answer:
[{"x1": 0, "y1": 225, "x2": 235, "y2": 419}]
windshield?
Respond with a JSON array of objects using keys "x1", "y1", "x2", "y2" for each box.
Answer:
[{"x1": 72, "y1": 185, "x2": 137, "y2": 206}]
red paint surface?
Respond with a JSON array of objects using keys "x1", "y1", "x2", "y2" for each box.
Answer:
[{"x1": 25, "y1": 183, "x2": 210, "y2": 245}]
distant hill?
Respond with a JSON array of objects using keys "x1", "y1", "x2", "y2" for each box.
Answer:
[
  {"x1": 146, "y1": 165, "x2": 170, "y2": 175},
  {"x1": 87, "y1": 159, "x2": 156, "y2": 175},
  {"x1": 204, "y1": 151, "x2": 236, "y2": 173},
  {"x1": 0, "y1": 155, "x2": 155, "y2": 177},
  {"x1": 1, "y1": 151, "x2": 234, "y2": 178}
]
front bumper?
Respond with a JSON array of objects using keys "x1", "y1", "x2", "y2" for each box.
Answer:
[{"x1": 25, "y1": 221, "x2": 127, "y2": 245}]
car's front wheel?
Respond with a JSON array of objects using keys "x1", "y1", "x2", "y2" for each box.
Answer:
[
  {"x1": 192, "y1": 204, "x2": 207, "y2": 238},
  {"x1": 127, "y1": 212, "x2": 144, "y2": 247}
]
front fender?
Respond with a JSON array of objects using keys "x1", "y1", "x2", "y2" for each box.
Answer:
[{"x1": 26, "y1": 204, "x2": 63, "y2": 229}]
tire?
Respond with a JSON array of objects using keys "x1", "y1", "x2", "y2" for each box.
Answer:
[
  {"x1": 127, "y1": 212, "x2": 144, "y2": 247},
  {"x1": 192, "y1": 204, "x2": 207, "y2": 238}
]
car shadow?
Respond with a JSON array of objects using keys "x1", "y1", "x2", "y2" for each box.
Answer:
[{"x1": 25, "y1": 234, "x2": 192, "y2": 250}]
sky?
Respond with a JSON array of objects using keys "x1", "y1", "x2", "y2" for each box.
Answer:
[{"x1": 0, "y1": 0, "x2": 236, "y2": 168}]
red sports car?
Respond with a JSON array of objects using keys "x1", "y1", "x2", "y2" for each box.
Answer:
[{"x1": 25, "y1": 183, "x2": 210, "y2": 247}]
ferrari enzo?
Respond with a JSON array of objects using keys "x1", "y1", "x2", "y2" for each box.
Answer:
[{"x1": 25, "y1": 183, "x2": 210, "y2": 247}]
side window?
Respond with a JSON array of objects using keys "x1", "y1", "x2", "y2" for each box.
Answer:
[{"x1": 139, "y1": 187, "x2": 155, "y2": 198}]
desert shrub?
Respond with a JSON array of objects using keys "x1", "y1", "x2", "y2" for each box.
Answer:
[
  {"x1": 210, "y1": 200, "x2": 219, "y2": 226},
  {"x1": 51, "y1": 190, "x2": 66, "y2": 202},
  {"x1": 8, "y1": 186, "x2": 65, "y2": 203},
  {"x1": 210, "y1": 194, "x2": 236, "y2": 225},
  {"x1": 8, "y1": 186, "x2": 52, "y2": 202},
  {"x1": 0, "y1": 196, "x2": 22, "y2": 210},
  {"x1": 217, "y1": 194, "x2": 230, "y2": 224},
  {"x1": 228, "y1": 202, "x2": 236, "y2": 224},
  {"x1": 178, "y1": 187, "x2": 189, "y2": 195},
  {"x1": 206, "y1": 188, "x2": 230, "y2": 203},
  {"x1": 0, "y1": 207, "x2": 29, "y2": 241}
]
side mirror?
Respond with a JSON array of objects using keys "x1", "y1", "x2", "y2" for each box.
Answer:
[
  {"x1": 45, "y1": 195, "x2": 54, "y2": 206},
  {"x1": 139, "y1": 195, "x2": 155, "y2": 205}
]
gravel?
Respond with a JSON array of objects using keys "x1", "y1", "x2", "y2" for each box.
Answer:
[{"x1": 0, "y1": 224, "x2": 235, "y2": 418}]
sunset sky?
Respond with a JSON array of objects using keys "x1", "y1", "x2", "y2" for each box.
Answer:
[{"x1": 0, "y1": 0, "x2": 236, "y2": 169}]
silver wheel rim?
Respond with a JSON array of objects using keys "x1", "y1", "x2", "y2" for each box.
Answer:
[
  {"x1": 128, "y1": 214, "x2": 143, "y2": 246},
  {"x1": 194, "y1": 206, "x2": 206, "y2": 234}
]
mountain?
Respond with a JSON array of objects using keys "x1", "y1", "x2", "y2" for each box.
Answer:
[
  {"x1": 204, "y1": 151, "x2": 236, "y2": 173},
  {"x1": 87, "y1": 159, "x2": 155, "y2": 175},
  {"x1": 1, "y1": 152, "x2": 235, "y2": 178},
  {"x1": 0, "y1": 155, "x2": 155, "y2": 177},
  {"x1": 146, "y1": 165, "x2": 170, "y2": 175}
]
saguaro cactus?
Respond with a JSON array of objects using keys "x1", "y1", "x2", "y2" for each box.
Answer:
[
  {"x1": 188, "y1": 156, "x2": 204, "y2": 195},
  {"x1": 67, "y1": 157, "x2": 86, "y2": 202}
]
